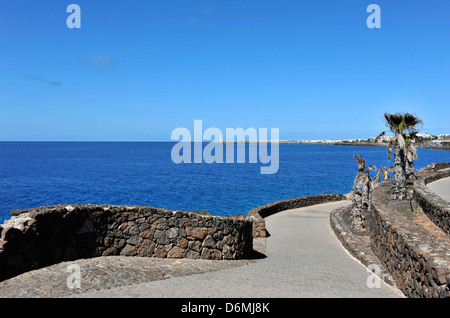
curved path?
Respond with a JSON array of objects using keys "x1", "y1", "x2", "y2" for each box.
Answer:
[
  {"x1": 73, "y1": 201, "x2": 403, "y2": 298},
  {"x1": 427, "y1": 176, "x2": 450, "y2": 202}
]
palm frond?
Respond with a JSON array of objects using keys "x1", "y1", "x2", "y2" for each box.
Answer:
[
  {"x1": 384, "y1": 112, "x2": 423, "y2": 137},
  {"x1": 404, "y1": 113, "x2": 423, "y2": 130},
  {"x1": 353, "y1": 154, "x2": 365, "y2": 170},
  {"x1": 384, "y1": 112, "x2": 404, "y2": 134},
  {"x1": 408, "y1": 130, "x2": 422, "y2": 143},
  {"x1": 374, "y1": 131, "x2": 386, "y2": 143}
]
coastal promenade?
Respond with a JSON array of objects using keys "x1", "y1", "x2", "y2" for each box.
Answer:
[
  {"x1": 0, "y1": 200, "x2": 405, "y2": 298},
  {"x1": 427, "y1": 176, "x2": 450, "y2": 202},
  {"x1": 71, "y1": 200, "x2": 402, "y2": 298}
]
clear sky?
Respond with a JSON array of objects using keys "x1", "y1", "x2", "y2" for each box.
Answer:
[{"x1": 0, "y1": 0, "x2": 449, "y2": 141}]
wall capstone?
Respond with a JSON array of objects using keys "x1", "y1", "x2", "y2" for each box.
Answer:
[{"x1": 248, "y1": 193, "x2": 346, "y2": 237}]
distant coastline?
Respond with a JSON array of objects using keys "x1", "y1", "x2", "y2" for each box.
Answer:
[
  {"x1": 217, "y1": 133, "x2": 450, "y2": 150},
  {"x1": 221, "y1": 141, "x2": 450, "y2": 150},
  {"x1": 283, "y1": 133, "x2": 450, "y2": 150}
]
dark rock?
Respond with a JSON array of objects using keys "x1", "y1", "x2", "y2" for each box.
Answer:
[
  {"x1": 120, "y1": 244, "x2": 137, "y2": 256},
  {"x1": 186, "y1": 250, "x2": 200, "y2": 259},
  {"x1": 152, "y1": 218, "x2": 169, "y2": 230},
  {"x1": 186, "y1": 227, "x2": 208, "y2": 240},
  {"x1": 127, "y1": 235, "x2": 143, "y2": 246},
  {"x1": 177, "y1": 237, "x2": 188, "y2": 249},
  {"x1": 189, "y1": 240, "x2": 202, "y2": 252},
  {"x1": 10, "y1": 209, "x2": 24, "y2": 217},
  {"x1": 200, "y1": 248, "x2": 211, "y2": 259},
  {"x1": 137, "y1": 240, "x2": 155, "y2": 256},
  {"x1": 167, "y1": 246, "x2": 185, "y2": 258},
  {"x1": 154, "y1": 230, "x2": 168, "y2": 245},
  {"x1": 202, "y1": 235, "x2": 215, "y2": 248}
]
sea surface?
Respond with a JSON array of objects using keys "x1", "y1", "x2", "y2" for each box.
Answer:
[{"x1": 1, "y1": 142, "x2": 450, "y2": 223}]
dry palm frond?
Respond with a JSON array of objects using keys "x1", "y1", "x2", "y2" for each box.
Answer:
[
  {"x1": 363, "y1": 171, "x2": 371, "y2": 183},
  {"x1": 372, "y1": 169, "x2": 382, "y2": 186},
  {"x1": 409, "y1": 144, "x2": 418, "y2": 160},
  {"x1": 406, "y1": 151, "x2": 413, "y2": 162},
  {"x1": 404, "y1": 113, "x2": 423, "y2": 131},
  {"x1": 368, "y1": 165, "x2": 377, "y2": 172},
  {"x1": 374, "y1": 131, "x2": 386, "y2": 143},
  {"x1": 387, "y1": 137, "x2": 396, "y2": 161},
  {"x1": 353, "y1": 154, "x2": 365, "y2": 170},
  {"x1": 387, "y1": 146, "x2": 393, "y2": 162},
  {"x1": 410, "y1": 130, "x2": 422, "y2": 142},
  {"x1": 397, "y1": 133, "x2": 406, "y2": 150},
  {"x1": 382, "y1": 166, "x2": 393, "y2": 180}
]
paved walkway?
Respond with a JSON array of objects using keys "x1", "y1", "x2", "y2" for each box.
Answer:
[
  {"x1": 427, "y1": 176, "x2": 450, "y2": 202},
  {"x1": 71, "y1": 201, "x2": 403, "y2": 298},
  {"x1": 0, "y1": 255, "x2": 258, "y2": 298}
]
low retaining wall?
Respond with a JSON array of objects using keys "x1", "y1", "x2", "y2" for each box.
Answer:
[
  {"x1": 370, "y1": 181, "x2": 450, "y2": 298},
  {"x1": 248, "y1": 193, "x2": 346, "y2": 237},
  {"x1": 0, "y1": 204, "x2": 253, "y2": 282},
  {"x1": 413, "y1": 164, "x2": 450, "y2": 235}
]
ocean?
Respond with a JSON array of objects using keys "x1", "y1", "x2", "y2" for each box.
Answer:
[{"x1": 1, "y1": 142, "x2": 449, "y2": 223}]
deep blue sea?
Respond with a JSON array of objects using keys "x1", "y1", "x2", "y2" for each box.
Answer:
[{"x1": 1, "y1": 142, "x2": 450, "y2": 223}]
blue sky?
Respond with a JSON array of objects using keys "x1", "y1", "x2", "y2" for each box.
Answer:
[{"x1": 0, "y1": 0, "x2": 449, "y2": 141}]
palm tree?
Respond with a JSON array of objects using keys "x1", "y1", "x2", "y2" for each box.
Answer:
[
  {"x1": 351, "y1": 155, "x2": 394, "y2": 228},
  {"x1": 376, "y1": 112, "x2": 423, "y2": 200},
  {"x1": 351, "y1": 155, "x2": 376, "y2": 229}
]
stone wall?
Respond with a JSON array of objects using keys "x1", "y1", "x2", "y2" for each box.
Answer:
[
  {"x1": 370, "y1": 181, "x2": 450, "y2": 298},
  {"x1": 248, "y1": 193, "x2": 346, "y2": 237},
  {"x1": 413, "y1": 165, "x2": 450, "y2": 235},
  {"x1": 0, "y1": 204, "x2": 253, "y2": 282}
]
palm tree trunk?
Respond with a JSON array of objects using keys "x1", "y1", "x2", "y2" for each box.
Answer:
[
  {"x1": 351, "y1": 190, "x2": 365, "y2": 229},
  {"x1": 405, "y1": 157, "x2": 416, "y2": 199},
  {"x1": 362, "y1": 177, "x2": 372, "y2": 210},
  {"x1": 392, "y1": 146, "x2": 407, "y2": 200},
  {"x1": 405, "y1": 158, "x2": 416, "y2": 181}
]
